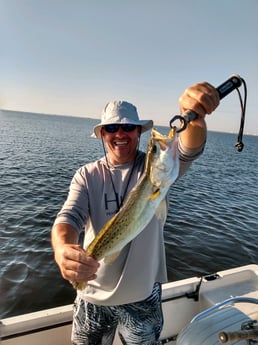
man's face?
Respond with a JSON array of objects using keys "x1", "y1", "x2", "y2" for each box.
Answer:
[{"x1": 101, "y1": 124, "x2": 141, "y2": 165}]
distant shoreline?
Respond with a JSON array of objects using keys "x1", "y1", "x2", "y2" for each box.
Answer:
[{"x1": 1, "y1": 108, "x2": 257, "y2": 137}]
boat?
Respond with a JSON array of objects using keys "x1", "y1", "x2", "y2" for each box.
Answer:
[{"x1": 1, "y1": 264, "x2": 258, "y2": 345}]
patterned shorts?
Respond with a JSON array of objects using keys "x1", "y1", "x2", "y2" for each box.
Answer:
[{"x1": 71, "y1": 283, "x2": 163, "y2": 345}]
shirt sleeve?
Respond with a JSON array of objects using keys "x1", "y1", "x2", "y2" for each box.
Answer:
[
  {"x1": 177, "y1": 136, "x2": 206, "y2": 177},
  {"x1": 53, "y1": 168, "x2": 89, "y2": 234}
]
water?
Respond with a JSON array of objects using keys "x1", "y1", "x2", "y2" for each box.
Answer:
[{"x1": 0, "y1": 110, "x2": 257, "y2": 319}]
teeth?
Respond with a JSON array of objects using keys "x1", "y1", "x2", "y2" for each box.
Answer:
[{"x1": 115, "y1": 141, "x2": 128, "y2": 146}]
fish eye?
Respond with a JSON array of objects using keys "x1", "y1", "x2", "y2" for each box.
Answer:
[{"x1": 152, "y1": 144, "x2": 157, "y2": 153}]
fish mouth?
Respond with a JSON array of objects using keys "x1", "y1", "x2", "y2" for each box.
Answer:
[
  {"x1": 158, "y1": 140, "x2": 169, "y2": 151},
  {"x1": 152, "y1": 127, "x2": 176, "y2": 140},
  {"x1": 153, "y1": 135, "x2": 173, "y2": 151}
]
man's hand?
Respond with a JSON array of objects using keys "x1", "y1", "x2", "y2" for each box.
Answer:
[
  {"x1": 179, "y1": 82, "x2": 220, "y2": 118},
  {"x1": 51, "y1": 224, "x2": 99, "y2": 283},
  {"x1": 179, "y1": 82, "x2": 220, "y2": 148}
]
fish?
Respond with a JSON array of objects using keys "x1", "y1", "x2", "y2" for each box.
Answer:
[{"x1": 72, "y1": 127, "x2": 179, "y2": 290}]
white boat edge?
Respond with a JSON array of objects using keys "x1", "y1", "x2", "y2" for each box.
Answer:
[{"x1": 1, "y1": 264, "x2": 258, "y2": 345}]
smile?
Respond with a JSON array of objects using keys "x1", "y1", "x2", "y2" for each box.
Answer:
[{"x1": 114, "y1": 141, "x2": 129, "y2": 146}]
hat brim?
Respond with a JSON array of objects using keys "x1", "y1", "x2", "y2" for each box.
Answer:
[{"x1": 91, "y1": 119, "x2": 153, "y2": 139}]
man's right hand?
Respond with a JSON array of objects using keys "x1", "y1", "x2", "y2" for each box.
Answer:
[{"x1": 51, "y1": 224, "x2": 99, "y2": 283}]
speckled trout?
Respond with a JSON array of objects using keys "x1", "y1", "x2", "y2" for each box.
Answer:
[{"x1": 72, "y1": 127, "x2": 179, "y2": 290}]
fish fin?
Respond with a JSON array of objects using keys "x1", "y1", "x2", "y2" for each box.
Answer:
[
  {"x1": 70, "y1": 280, "x2": 88, "y2": 290},
  {"x1": 155, "y1": 199, "x2": 167, "y2": 224},
  {"x1": 151, "y1": 188, "x2": 160, "y2": 201},
  {"x1": 104, "y1": 251, "x2": 121, "y2": 265}
]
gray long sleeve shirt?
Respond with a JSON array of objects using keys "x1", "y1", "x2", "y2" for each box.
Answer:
[{"x1": 54, "y1": 136, "x2": 204, "y2": 305}]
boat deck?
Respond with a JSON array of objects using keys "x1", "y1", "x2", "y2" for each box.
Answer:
[{"x1": 1, "y1": 264, "x2": 258, "y2": 345}]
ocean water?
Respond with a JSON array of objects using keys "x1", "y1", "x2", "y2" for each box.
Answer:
[{"x1": 0, "y1": 109, "x2": 257, "y2": 319}]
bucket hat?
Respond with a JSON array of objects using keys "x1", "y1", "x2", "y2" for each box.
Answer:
[{"x1": 92, "y1": 100, "x2": 153, "y2": 139}]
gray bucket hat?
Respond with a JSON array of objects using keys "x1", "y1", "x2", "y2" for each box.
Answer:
[{"x1": 92, "y1": 100, "x2": 153, "y2": 139}]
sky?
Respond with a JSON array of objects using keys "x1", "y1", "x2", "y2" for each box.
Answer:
[{"x1": 1, "y1": 0, "x2": 258, "y2": 134}]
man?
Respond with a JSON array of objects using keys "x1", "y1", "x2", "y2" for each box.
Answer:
[{"x1": 51, "y1": 82, "x2": 219, "y2": 344}]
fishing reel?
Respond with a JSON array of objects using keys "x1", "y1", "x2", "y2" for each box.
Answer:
[{"x1": 170, "y1": 74, "x2": 247, "y2": 152}]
